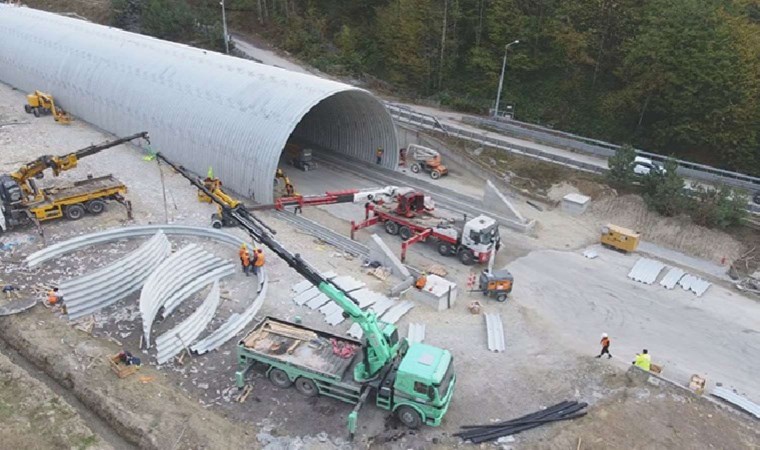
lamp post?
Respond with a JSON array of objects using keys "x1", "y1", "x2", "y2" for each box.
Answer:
[
  {"x1": 493, "y1": 39, "x2": 520, "y2": 118},
  {"x1": 220, "y1": 0, "x2": 229, "y2": 54}
]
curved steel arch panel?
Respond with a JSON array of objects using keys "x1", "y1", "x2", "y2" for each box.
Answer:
[{"x1": 0, "y1": 5, "x2": 397, "y2": 203}]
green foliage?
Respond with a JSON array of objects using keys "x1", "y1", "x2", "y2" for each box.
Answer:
[
  {"x1": 689, "y1": 186, "x2": 748, "y2": 228},
  {"x1": 111, "y1": 0, "x2": 224, "y2": 51},
  {"x1": 277, "y1": 1, "x2": 760, "y2": 174},
  {"x1": 640, "y1": 159, "x2": 688, "y2": 217},
  {"x1": 606, "y1": 144, "x2": 637, "y2": 188},
  {"x1": 108, "y1": 0, "x2": 760, "y2": 176}
]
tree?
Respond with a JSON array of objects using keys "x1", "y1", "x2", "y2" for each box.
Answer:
[
  {"x1": 606, "y1": 144, "x2": 637, "y2": 188},
  {"x1": 690, "y1": 186, "x2": 748, "y2": 228},
  {"x1": 640, "y1": 159, "x2": 687, "y2": 216}
]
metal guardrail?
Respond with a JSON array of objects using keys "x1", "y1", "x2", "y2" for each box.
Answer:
[
  {"x1": 471, "y1": 116, "x2": 760, "y2": 193},
  {"x1": 386, "y1": 104, "x2": 605, "y2": 175},
  {"x1": 385, "y1": 103, "x2": 760, "y2": 215}
]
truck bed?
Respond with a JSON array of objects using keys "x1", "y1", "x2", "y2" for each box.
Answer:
[
  {"x1": 374, "y1": 203, "x2": 448, "y2": 228},
  {"x1": 240, "y1": 317, "x2": 362, "y2": 382},
  {"x1": 39, "y1": 175, "x2": 124, "y2": 203}
]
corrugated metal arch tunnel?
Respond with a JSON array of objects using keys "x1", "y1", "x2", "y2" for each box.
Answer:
[{"x1": 0, "y1": 5, "x2": 397, "y2": 203}]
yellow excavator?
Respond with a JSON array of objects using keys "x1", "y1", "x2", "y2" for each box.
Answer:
[
  {"x1": 24, "y1": 91, "x2": 72, "y2": 124},
  {"x1": 0, "y1": 132, "x2": 149, "y2": 234}
]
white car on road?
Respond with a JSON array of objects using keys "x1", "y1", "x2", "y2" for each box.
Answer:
[{"x1": 633, "y1": 156, "x2": 666, "y2": 176}]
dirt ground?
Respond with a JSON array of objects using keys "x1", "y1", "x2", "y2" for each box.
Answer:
[
  {"x1": 1, "y1": 45, "x2": 759, "y2": 450},
  {"x1": 0, "y1": 347, "x2": 110, "y2": 450}
]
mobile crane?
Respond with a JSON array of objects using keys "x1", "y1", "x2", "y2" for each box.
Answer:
[
  {"x1": 0, "y1": 132, "x2": 149, "y2": 234},
  {"x1": 155, "y1": 153, "x2": 455, "y2": 436},
  {"x1": 351, "y1": 190, "x2": 501, "y2": 265}
]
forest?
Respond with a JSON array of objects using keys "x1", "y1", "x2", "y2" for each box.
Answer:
[{"x1": 113, "y1": 0, "x2": 760, "y2": 175}]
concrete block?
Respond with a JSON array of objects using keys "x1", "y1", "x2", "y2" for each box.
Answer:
[
  {"x1": 388, "y1": 276, "x2": 415, "y2": 297},
  {"x1": 483, "y1": 180, "x2": 526, "y2": 223},
  {"x1": 367, "y1": 234, "x2": 411, "y2": 279},
  {"x1": 407, "y1": 274, "x2": 457, "y2": 311},
  {"x1": 561, "y1": 193, "x2": 591, "y2": 215}
]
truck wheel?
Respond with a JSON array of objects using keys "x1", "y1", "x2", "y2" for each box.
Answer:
[
  {"x1": 410, "y1": 163, "x2": 421, "y2": 174},
  {"x1": 64, "y1": 204, "x2": 85, "y2": 220},
  {"x1": 399, "y1": 226, "x2": 413, "y2": 241},
  {"x1": 430, "y1": 170, "x2": 441, "y2": 180},
  {"x1": 437, "y1": 242, "x2": 452, "y2": 256},
  {"x1": 268, "y1": 368, "x2": 292, "y2": 388},
  {"x1": 384, "y1": 220, "x2": 399, "y2": 235},
  {"x1": 24, "y1": 104, "x2": 31, "y2": 114},
  {"x1": 295, "y1": 377, "x2": 318, "y2": 397},
  {"x1": 397, "y1": 406, "x2": 422, "y2": 429},
  {"x1": 86, "y1": 200, "x2": 106, "y2": 215},
  {"x1": 496, "y1": 293, "x2": 508, "y2": 302},
  {"x1": 33, "y1": 108, "x2": 40, "y2": 117},
  {"x1": 459, "y1": 249, "x2": 475, "y2": 265}
]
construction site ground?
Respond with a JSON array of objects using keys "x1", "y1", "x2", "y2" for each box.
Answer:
[{"x1": 1, "y1": 77, "x2": 759, "y2": 450}]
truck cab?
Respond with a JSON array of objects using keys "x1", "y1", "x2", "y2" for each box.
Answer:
[
  {"x1": 461, "y1": 215, "x2": 501, "y2": 264},
  {"x1": 379, "y1": 343, "x2": 455, "y2": 428}
]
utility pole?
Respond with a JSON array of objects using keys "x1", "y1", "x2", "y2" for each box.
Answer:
[
  {"x1": 220, "y1": 0, "x2": 229, "y2": 54},
  {"x1": 493, "y1": 40, "x2": 520, "y2": 118}
]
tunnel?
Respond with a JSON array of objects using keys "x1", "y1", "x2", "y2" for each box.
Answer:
[{"x1": 0, "y1": 5, "x2": 398, "y2": 204}]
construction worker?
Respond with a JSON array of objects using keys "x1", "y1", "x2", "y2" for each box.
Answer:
[
  {"x1": 633, "y1": 349, "x2": 651, "y2": 371},
  {"x1": 375, "y1": 147, "x2": 384, "y2": 164},
  {"x1": 596, "y1": 333, "x2": 612, "y2": 359},
  {"x1": 2, "y1": 282, "x2": 20, "y2": 300},
  {"x1": 252, "y1": 248, "x2": 265, "y2": 277},
  {"x1": 239, "y1": 243, "x2": 251, "y2": 276},
  {"x1": 46, "y1": 287, "x2": 63, "y2": 306},
  {"x1": 415, "y1": 272, "x2": 427, "y2": 290},
  {"x1": 399, "y1": 147, "x2": 407, "y2": 167}
]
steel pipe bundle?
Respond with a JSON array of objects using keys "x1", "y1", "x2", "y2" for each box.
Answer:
[{"x1": 455, "y1": 400, "x2": 588, "y2": 444}]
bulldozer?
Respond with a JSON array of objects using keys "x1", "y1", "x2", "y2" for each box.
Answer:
[
  {"x1": 406, "y1": 144, "x2": 448, "y2": 180},
  {"x1": 24, "y1": 91, "x2": 72, "y2": 124}
]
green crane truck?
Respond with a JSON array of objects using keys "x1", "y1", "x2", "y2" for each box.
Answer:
[{"x1": 157, "y1": 153, "x2": 456, "y2": 437}]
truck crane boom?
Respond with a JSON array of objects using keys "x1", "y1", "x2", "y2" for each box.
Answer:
[
  {"x1": 155, "y1": 153, "x2": 398, "y2": 381},
  {"x1": 10, "y1": 131, "x2": 149, "y2": 195},
  {"x1": 250, "y1": 185, "x2": 409, "y2": 212}
]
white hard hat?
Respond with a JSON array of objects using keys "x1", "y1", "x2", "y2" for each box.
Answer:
[{"x1": 602, "y1": 333, "x2": 608, "y2": 338}]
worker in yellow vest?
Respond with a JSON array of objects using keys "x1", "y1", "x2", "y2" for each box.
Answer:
[{"x1": 633, "y1": 349, "x2": 651, "y2": 371}]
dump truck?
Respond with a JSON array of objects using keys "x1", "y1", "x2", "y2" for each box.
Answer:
[
  {"x1": 0, "y1": 132, "x2": 148, "y2": 234},
  {"x1": 157, "y1": 153, "x2": 456, "y2": 437}
]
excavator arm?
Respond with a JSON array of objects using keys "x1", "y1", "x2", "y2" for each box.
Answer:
[
  {"x1": 9, "y1": 132, "x2": 149, "y2": 193},
  {"x1": 155, "y1": 153, "x2": 398, "y2": 381}
]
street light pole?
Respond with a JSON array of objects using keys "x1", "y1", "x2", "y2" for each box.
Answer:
[
  {"x1": 493, "y1": 39, "x2": 520, "y2": 118},
  {"x1": 220, "y1": 0, "x2": 229, "y2": 54}
]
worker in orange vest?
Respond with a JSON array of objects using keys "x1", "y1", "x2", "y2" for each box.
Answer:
[
  {"x1": 252, "y1": 248, "x2": 265, "y2": 277},
  {"x1": 375, "y1": 147, "x2": 384, "y2": 164},
  {"x1": 46, "y1": 288, "x2": 64, "y2": 307},
  {"x1": 596, "y1": 333, "x2": 612, "y2": 359},
  {"x1": 415, "y1": 272, "x2": 427, "y2": 290},
  {"x1": 239, "y1": 243, "x2": 251, "y2": 276}
]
